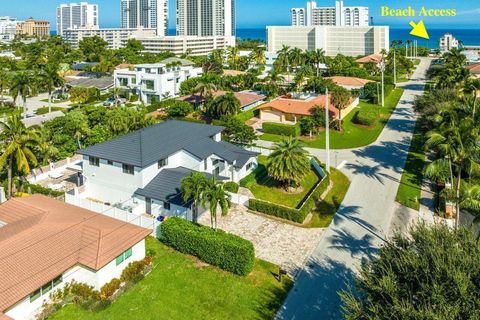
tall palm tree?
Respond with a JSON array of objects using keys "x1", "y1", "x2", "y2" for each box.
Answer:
[
  {"x1": 181, "y1": 172, "x2": 208, "y2": 223},
  {"x1": 267, "y1": 137, "x2": 311, "y2": 191},
  {"x1": 277, "y1": 45, "x2": 291, "y2": 80},
  {"x1": 193, "y1": 82, "x2": 217, "y2": 102},
  {"x1": 0, "y1": 112, "x2": 39, "y2": 198},
  {"x1": 38, "y1": 63, "x2": 64, "y2": 114},
  {"x1": 308, "y1": 48, "x2": 326, "y2": 77},
  {"x1": 10, "y1": 71, "x2": 35, "y2": 119},
  {"x1": 459, "y1": 182, "x2": 480, "y2": 215},
  {"x1": 34, "y1": 127, "x2": 59, "y2": 166},
  {"x1": 249, "y1": 47, "x2": 266, "y2": 66},
  {"x1": 207, "y1": 92, "x2": 241, "y2": 119},
  {"x1": 289, "y1": 48, "x2": 304, "y2": 73},
  {"x1": 228, "y1": 46, "x2": 241, "y2": 70},
  {"x1": 331, "y1": 87, "x2": 351, "y2": 128},
  {"x1": 425, "y1": 112, "x2": 480, "y2": 227},
  {"x1": 202, "y1": 178, "x2": 231, "y2": 229}
]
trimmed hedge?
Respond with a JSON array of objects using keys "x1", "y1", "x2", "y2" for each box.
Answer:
[
  {"x1": 353, "y1": 109, "x2": 378, "y2": 127},
  {"x1": 161, "y1": 218, "x2": 255, "y2": 276},
  {"x1": 262, "y1": 122, "x2": 300, "y2": 137},
  {"x1": 224, "y1": 181, "x2": 240, "y2": 193},
  {"x1": 248, "y1": 173, "x2": 330, "y2": 224}
]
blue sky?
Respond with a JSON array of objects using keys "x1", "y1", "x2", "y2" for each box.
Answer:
[{"x1": 3, "y1": 0, "x2": 480, "y2": 30}]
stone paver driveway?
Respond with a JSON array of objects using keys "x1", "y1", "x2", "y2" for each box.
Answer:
[{"x1": 198, "y1": 205, "x2": 324, "y2": 274}]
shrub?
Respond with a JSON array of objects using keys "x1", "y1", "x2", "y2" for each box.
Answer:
[
  {"x1": 249, "y1": 199, "x2": 307, "y2": 223},
  {"x1": 353, "y1": 109, "x2": 378, "y2": 127},
  {"x1": 224, "y1": 181, "x2": 240, "y2": 193},
  {"x1": 120, "y1": 260, "x2": 147, "y2": 283},
  {"x1": 130, "y1": 94, "x2": 139, "y2": 102},
  {"x1": 14, "y1": 181, "x2": 64, "y2": 198},
  {"x1": 161, "y1": 218, "x2": 255, "y2": 276},
  {"x1": 262, "y1": 122, "x2": 300, "y2": 137},
  {"x1": 99, "y1": 278, "x2": 121, "y2": 299}
]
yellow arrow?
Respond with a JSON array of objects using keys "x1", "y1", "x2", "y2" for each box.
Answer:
[{"x1": 409, "y1": 20, "x2": 430, "y2": 40}]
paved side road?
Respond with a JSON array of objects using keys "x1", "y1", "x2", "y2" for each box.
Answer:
[{"x1": 276, "y1": 58, "x2": 432, "y2": 320}]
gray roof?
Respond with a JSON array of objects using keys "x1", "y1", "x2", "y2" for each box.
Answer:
[
  {"x1": 67, "y1": 77, "x2": 114, "y2": 90},
  {"x1": 134, "y1": 167, "x2": 227, "y2": 206},
  {"x1": 78, "y1": 120, "x2": 227, "y2": 167}
]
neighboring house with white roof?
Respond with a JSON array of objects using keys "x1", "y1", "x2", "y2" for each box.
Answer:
[
  {"x1": 76, "y1": 120, "x2": 259, "y2": 221},
  {"x1": 0, "y1": 195, "x2": 150, "y2": 320},
  {"x1": 114, "y1": 58, "x2": 203, "y2": 103}
]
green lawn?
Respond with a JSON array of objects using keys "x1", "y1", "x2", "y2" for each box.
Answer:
[
  {"x1": 241, "y1": 156, "x2": 320, "y2": 208},
  {"x1": 236, "y1": 107, "x2": 257, "y2": 123},
  {"x1": 51, "y1": 237, "x2": 292, "y2": 320},
  {"x1": 260, "y1": 88, "x2": 404, "y2": 149},
  {"x1": 395, "y1": 120, "x2": 426, "y2": 210},
  {"x1": 306, "y1": 168, "x2": 351, "y2": 228}
]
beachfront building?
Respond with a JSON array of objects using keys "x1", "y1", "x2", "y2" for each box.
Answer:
[
  {"x1": 176, "y1": 0, "x2": 235, "y2": 37},
  {"x1": 16, "y1": 18, "x2": 50, "y2": 37},
  {"x1": 0, "y1": 17, "x2": 21, "y2": 42},
  {"x1": 76, "y1": 120, "x2": 258, "y2": 220},
  {"x1": 56, "y1": 2, "x2": 99, "y2": 36},
  {"x1": 258, "y1": 93, "x2": 358, "y2": 124},
  {"x1": 63, "y1": 27, "x2": 156, "y2": 49},
  {"x1": 0, "y1": 195, "x2": 150, "y2": 320},
  {"x1": 114, "y1": 58, "x2": 203, "y2": 103},
  {"x1": 121, "y1": 0, "x2": 168, "y2": 37},
  {"x1": 267, "y1": 25, "x2": 389, "y2": 56},
  {"x1": 135, "y1": 35, "x2": 236, "y2": 56},
  {"x1": 292, "y1": 1, "x2": 369, "y2": 27},
  {"x1": 439, "y1": 33, "x2": 459, "y2": 53}
]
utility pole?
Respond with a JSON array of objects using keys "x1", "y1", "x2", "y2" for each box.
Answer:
[
  {"x1": 393, "y1": 45, "x2": 397, "y2": 85},
  {"x1": 380, "y1": 60, "x2": 385, "y2": 107},
  {"x1": 325, "y1": 88, "x2": 330, "y2": 173}
]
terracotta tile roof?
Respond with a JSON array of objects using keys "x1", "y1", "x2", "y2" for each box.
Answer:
[
  {"x1": 178, "y1": 90, "x2": 266, "y2": 109},
  {"x1": 356, "y1": 54, "x2": 383, "y2": 64},
  {"x1": 0, "y1": 195, "x2": 151, "y2": 313},
  {"x1": 258, "y1": 95, "x2": 340, "y2": 118},
  {"x1": 324, "y1": 76, "x2": 373, "y2": 87},
  {"x1": 467, "y1": 63, "x2": 480, "y2": 74},
  {"x1": 0, "y1": 313, "x2": 12, "y2": 320}
]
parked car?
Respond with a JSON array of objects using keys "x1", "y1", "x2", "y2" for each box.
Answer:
[{"x1": 103, "y1": 97, "x2": 126, "y2": 106}]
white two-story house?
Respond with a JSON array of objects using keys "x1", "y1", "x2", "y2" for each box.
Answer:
[
  {"x1": 114, "y1": 58, "x2": 203, "y2": 104},
  {"x1": 77, "y1": 120, "x2": 259, "y2": 221}
]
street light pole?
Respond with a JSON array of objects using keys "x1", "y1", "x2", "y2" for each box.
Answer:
[
  {"x1": 380, "y1": 60, "x2": 385, "y2": 107},
  {"x1": 325, "y1": 88, "x2": 330, "y2": 173},
  {"x1": 393, "y1": 46, "x2": 397, "y2": 85}
]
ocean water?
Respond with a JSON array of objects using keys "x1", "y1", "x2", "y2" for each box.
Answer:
[{"x1": 235, "y1": 28, "x2": 480, "y2": 49}]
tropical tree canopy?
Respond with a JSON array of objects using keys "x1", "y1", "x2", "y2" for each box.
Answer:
[
  {"x1": 267, "y1": 137, "x2": 311, "y2": 189},
  {"x1": 341, "y1": 225, "x2": 480, "y2": 320}
]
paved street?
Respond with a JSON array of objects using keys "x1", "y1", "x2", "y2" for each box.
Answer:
[
  {"x1": 277, "y1": 58, "x2": 432, "y2": 319},
  {"x1": 2, "y1": 93, "x2": 71, "y2": 116}
]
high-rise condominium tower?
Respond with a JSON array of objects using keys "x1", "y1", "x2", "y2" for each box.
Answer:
[
  {"x1": 56, "y1": 2, "x2": 99, "y2": 36},
  {"x1": 176, "y1": 0, "x2": 235, "y2": 37},
  {"x1": 291, "y1": 1, "x2": 369, "y2": 27},
  {"x1": 121, "y1": 0, "x2": 168, "y2": 36}
]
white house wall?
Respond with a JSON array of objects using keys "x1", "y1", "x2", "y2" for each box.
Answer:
[{"x1": 5, "y1": 240, "x2": 145, "y2": 320}]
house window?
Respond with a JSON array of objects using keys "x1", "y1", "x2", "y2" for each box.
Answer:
[
  {"x1": 116, "y1": 247, "x2": 133, "y2": 266},
  {"x1": 158, "y1": 158, "x2": 168, "y2": 169},
  {"x1": 30, "y1": 289, "x2": 41, "y2": 302},
  {"x1": 29, "y1": 275, "x2": 63, "y2": 303},
  {"x1": 107, "y1": 160, "x2": 113, "y2": 165},
  {"x1": 89, "y1": 156, "x2": 99, "y2": 167},
  {"x1": 122, "y1": 164, "x2": 134, "y2": 175},
  {"x1": 119, "y1": 78, "x2": 128, "y2": 86},
  {"x1": 246, "y1": 162, "x2": 254, "y2": 171},
  {"x1": 204, "y1": 160, "x2": 208, "y2": 170},
  {"x1": 145, "y1": 80, "x2": 154, "y2": 90},
  {"x1": 163, "y1": 202, "x2": 171, "y2": 210}
]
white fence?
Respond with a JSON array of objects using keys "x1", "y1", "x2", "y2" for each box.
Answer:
[
  {"x1": 228, "y1": 192, "x2": 250, "y2": 206},
  {"x1": 65, "y1": 193, "x2": 159, "y2": 237},
  {"x1": 246, "y1": 145, "x2": 272, "y2": 156}
]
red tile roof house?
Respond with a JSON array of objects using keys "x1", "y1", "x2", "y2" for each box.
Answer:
[
  {"x1": 0, "y1": 195, "x2": 150, "y2": 320},
  {"x1": 257, "y1": 93, "x2": 359, "y2": 124}
]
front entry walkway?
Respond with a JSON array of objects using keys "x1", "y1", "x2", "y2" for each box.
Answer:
[{"x1": 198, "y1": 205, "x2": 324, "y2": 274}]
